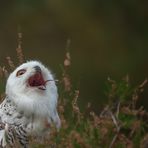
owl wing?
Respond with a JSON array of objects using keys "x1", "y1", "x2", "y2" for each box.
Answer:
[
  {"x1": 0, "y1": 97, "x2": 23, "y2": 124},
  {"x1": 0, "y1": 96, "x2": 29, "y2": 147}
]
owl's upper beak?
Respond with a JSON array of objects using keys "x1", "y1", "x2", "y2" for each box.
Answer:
[{"x1": 34, "y1": 66, "x2": 41, "y2": 73}]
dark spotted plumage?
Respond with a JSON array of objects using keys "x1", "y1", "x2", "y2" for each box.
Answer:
[{"x1": 0, "y1": 97, "x2": 29, "y2": 147}]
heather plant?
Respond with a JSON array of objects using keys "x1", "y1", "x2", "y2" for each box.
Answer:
[{"x1": 0, "y1": 33, "x2": 148, "y2": 148}]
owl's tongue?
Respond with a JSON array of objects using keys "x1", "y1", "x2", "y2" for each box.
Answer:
[{"x1": 28, "y1": 72, "x2": 46, "y2": 88}]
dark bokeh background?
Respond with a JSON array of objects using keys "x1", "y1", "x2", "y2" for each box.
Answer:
[{"x1": 0, "y1": 0, "x2": 148, "y2": 110}]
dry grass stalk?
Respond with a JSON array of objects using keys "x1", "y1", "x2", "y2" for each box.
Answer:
[
  {"x1": 6, "y1": 56, "x2": 15, "y2": 70},
  {"x1": 16, "y1": 30, "x2": 24, "y2": 64},
  {"x1": 2, "y1": 66, "x2": 9, "y2": 78}
]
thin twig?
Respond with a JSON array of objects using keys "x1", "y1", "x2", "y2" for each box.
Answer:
[
  {"x1": 109, "y1": 134, "x2": 118, "y2": 148},
  {"x1": 109, "y1": 111, "x2": 120, "y2": 148},
  {"x1": 116, "y1": 101, "x2": 121, "y2": 118},
  {"x1": 110, "y1": 111, "x2": 119, "y2": 131},
  {"x1": 139, "y1": 79, "x2": 148, "y2": 88}
]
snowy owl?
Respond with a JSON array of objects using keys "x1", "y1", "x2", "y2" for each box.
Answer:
[{"x1": 0, "y1": 61, "x2": 61, "y2": 147}]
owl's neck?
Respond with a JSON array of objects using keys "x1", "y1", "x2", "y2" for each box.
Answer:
[{"x1": 6, "y1": 90, "x2": 51, "y2": 119}]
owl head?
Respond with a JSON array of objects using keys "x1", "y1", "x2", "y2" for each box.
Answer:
[{"x1": 6, "y1": 61, "x2": 60, "y2": 129}]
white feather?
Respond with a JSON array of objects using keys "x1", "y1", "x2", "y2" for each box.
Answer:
[{"x1": 0, "y1": 129, "x2": 6, "y2": 147}]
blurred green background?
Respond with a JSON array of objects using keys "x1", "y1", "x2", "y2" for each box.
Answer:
[{"x1": 0, "y1": 0, "x2": 148, "y2": 110}]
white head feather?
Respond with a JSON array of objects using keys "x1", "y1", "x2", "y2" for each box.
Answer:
[{"x1": 5, "y1": 61, "x2": 61, "y2": 130}]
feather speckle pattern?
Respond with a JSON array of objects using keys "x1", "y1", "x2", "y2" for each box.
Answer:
[{"x1": 0, "y1": 61, "x2": 61, "y2": 147}]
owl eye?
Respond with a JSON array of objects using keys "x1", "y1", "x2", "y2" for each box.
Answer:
[{"x1": 16, "y1": 69, "x2": 26, "y2": 77}]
